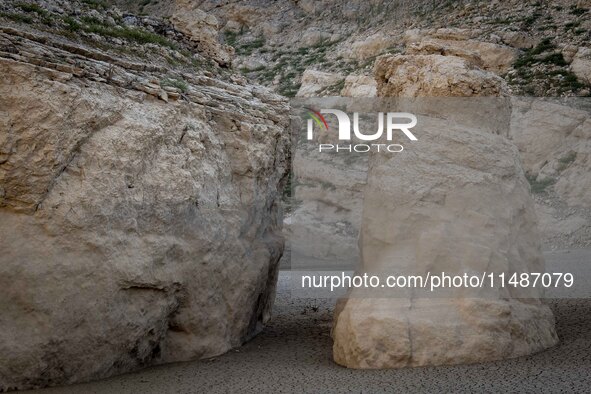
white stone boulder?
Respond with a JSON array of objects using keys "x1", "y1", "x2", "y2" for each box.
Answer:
[{"x1": 333, "y1": 54, "x2": 557, "y2": 369}]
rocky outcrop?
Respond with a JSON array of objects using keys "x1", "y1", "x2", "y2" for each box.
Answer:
[
  {"x1": 143, "y1": 1, "x2": 591, "y2": 100},
  {"x1": 0, "y1": 15, "x2": 289, "y2": 392},
  {"x1": 404, "y1": 28, "x2": 519, "y2": 74},
  {"x1": 501, "y1": 31, "x2": 539, "y2": 50},
  {"x1": 570, "y1": 47, "x2": 591, "y2": 84},
  {"x1": 375, "y1": 54, "x2": 508, "y2": 97},
  {"x1": 340, "y1": 75, "x2": 377, "y2": 97},
  {"x1": 510, "y1": 99, "x2": 589, "y2": 176},
  {"x1": 332, "y1": 53, "x2": 557, "y2": 368},
  {"x1": 295, "y1": 69, "x2": 344, "y2": 97},
  {"x1": 347, "y1": 33, "x2": 398, "y2": 60},
  {"x1": 510, "y1": 98, "x2": 591, "y2": 206},
  {"x1": 509, "y1": 97, "x2": 591, "y2": 248},
  {"x1": 170, "y1": 1, "x2": 233, "y2": 67}
]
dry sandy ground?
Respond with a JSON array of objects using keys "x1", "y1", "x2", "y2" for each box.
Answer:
[{"x1": 26, "y1": 250, "x2": 591, "y2": 393}]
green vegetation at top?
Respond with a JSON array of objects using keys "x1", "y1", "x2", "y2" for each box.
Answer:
[
  {"x1": 15, "y1": 2, "x2": 48, "y2": 15},
  {"x1": 84, "y1": 24, "x2": 176, "y2": 48},
  {"x1": 58, "y1": 14, "x2": 178, "y2": 49},
  {"x1": 81, "y1": 0, "x2": 108, "y2": 10},
  {"x1": 557, "y1": 151, "x2": 577, "y2": 171},
  {"x1": 569, "y1": 6, "x2": 588, "y2": 16},
  {"x1": 510, "y1": 37, "x2": 587, "y2": 95},
  {"x1": 523, "y1": 11, "x2": 542, "y2": 27},
  {"x1": 238, "y1": 36, "x2": 352, "y2": 97},
  {"x1": 0, "y1": 11, "x2": 33, "y2": 23},
  {"x1": 513, "y1": 37, "x2": 555, "y2": 68},
  {"x1": 6, "y1": 2, "x2": 53, "y2": 25},
  {"x1": 526, "y1": 174, "x2": 556, "y2": 194},
  {"x1": 63, "y1": 16, "x2": 81, "y2": 31},
  {"x1": 224, "y1": 30, "x2": 265, "y2": 55},
  {"x1": 160, "y1": 77, "x2": 188, "y2": 93}
]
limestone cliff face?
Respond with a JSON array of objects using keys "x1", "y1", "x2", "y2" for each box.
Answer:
[
  {"x1": 181, "y1": 0, "x2": 589, "y2": 249},
  {"x1": 159, "y1": 0, "x2": 591, "y2": 98},
  {"x1": 0, "y1": 6, "x2": 289, "y2": 391}
]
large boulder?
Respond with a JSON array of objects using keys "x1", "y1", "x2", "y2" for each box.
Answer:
[
  {"x1": 332, "y1": 54, "x2": 557, "y2": 368},
  {"x1": 0, "y1": 31, "x2": 289, "y2": 390}
]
